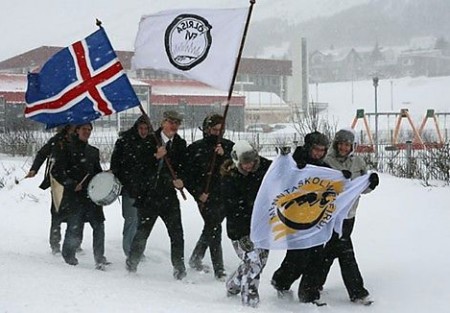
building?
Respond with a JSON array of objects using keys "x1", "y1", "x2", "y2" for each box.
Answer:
[{"x1": 0, "y1": 46, "x2": 294, "y2": 131}]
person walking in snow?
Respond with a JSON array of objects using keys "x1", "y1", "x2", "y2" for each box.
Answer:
[
  {"x1": 110, "y1": 115, "x2": 152, "y2": 258},
  {"x1": 126, "y1": 111, "x2": 188, "y2": 280},
  {"x1": 25, "y1": 124, "x2": 85, "y2": 255},
  {"x1": 221, "y1": 140, "x2": 272, "y2": 307},
  {"x1": 185, "y1": 114, "x2": 234, "y2": 280},
  {"x1": 270, "y1": 131, "x2": 331, "y2": 306},
  {"x1": 318, "y1": 128, "x2": 379, "y2": 305},
  {"x1": 50, "y1": 122, "x2": 109, "y2": 270}
]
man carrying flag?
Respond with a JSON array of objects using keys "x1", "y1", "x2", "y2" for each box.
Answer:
[{"x1": 25, "y1": 24, "x2": 140, "y2": 129}]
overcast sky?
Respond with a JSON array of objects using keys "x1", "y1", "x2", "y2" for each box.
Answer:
[
  {"x1": 0, "y1": 0, "x2": 261, "y2": 61},
  {"x1": 0, "y1": 0, "x2": 367, "y2": 62}
]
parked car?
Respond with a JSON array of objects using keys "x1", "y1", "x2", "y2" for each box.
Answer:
[{"x1": 246, "y1": 123, "x2": 273, "y2": 133}]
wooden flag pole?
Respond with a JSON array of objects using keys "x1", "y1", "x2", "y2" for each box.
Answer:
[{"x1": 201, "y1": 0, "x2": 256, "y2": 200}]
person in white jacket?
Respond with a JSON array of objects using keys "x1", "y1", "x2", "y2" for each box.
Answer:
[{"x1": 319, "y1": 128, "x2": 379, "y2": 306}]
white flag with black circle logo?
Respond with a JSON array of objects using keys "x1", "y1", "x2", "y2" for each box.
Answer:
[{"x1": 133, "y1": 7, "x2": 249, "y2": 91}]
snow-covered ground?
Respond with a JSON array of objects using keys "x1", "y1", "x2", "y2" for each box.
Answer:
[{"x1": 1, "y1": 155, "x2": 449, "y2": 313}]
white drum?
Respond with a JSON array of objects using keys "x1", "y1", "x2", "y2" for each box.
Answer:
[{"x1": 88, "y1": 172, "x2": 122, "y2": 206}]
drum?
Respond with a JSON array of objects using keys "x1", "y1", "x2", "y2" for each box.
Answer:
[{"x1": 87, "y1": 172, "x2": 122, "y2": 206}]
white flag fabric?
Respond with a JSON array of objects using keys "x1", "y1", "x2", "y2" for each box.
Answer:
[
  {"x1": 133, "y1": 7, "x2": 249, "y2": 91},
  {"x1": 250, "y1": 154, "x2": 370, "y2": 250}
]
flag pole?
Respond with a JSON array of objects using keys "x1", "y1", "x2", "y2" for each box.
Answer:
[
  {"x1": 138, "y1": 105, "x2": 188, "y2": 200},
  {"x1": 94, "y1": 19, "x2": 186, "y2": 199},
  {"x1": 201, "y1": 0, "x2": 256, "y2": 199}
]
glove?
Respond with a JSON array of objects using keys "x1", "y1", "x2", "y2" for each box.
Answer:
[
  {"x1": 342, "y1": 170, "x2": 352, "y2": 179},
  {"x1": 277, "y1": 146, "x2": 291, "y2": 155},
  {"x1": 368, "y1": 173, "x2": 379, "y2": 190},
  {"x1": 296, "y1": 160, "x2": 307, "y2": 169},
  {"x1": 238, "y1": 235, "x2": 254, "y2": 252}
]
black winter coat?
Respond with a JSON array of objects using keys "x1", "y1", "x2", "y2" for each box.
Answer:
[
  {"x1": 185, "y1": 135, "x2": 234, "y2": 204},
  {"x1": 30, "y1": 132, "x2": 70, "y2": 190},
  {"x1": 110, "y1": 125, "x2": 153, "y2": 198},
  {"x1": 221, "y1": 157, "x2": 272, "y2": 241},
  {"x1": 51, "y1": 136, "x2": 104, "y2": 220},
  {"x1": 135, "y1": 128, "x2": 187, "y2": 207}
]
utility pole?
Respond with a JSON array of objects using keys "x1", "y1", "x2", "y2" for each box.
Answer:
[{"x1": 373, "y1": 76, "x2": 379, "y2": 160}]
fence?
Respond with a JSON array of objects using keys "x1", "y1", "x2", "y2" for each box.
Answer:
[{"x1": 1, "y1": 131, "x2": 449, "y2": 183}]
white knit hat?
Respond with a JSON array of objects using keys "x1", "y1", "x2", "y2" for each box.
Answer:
[{"x1": 231, "y1": 140, "x2": 258, "y2": 166}]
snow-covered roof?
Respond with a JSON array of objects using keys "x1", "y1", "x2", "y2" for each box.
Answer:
[
  {"x1": 0, "y1": 73, "x2": 27, "y2": 92},
  {"x1": 240, "y1": 91, "x2": 289, "y2": 109}
]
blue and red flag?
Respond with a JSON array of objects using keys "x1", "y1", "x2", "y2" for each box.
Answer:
[{"x1": 25, "y1": 27, "x2": 140, "y2": 129}]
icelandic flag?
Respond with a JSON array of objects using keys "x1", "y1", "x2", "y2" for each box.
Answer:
[
  {"x1": 25, "y1": 27, "x2": 141, "y2": 129},
  {"x1": 250, "y1": 155, "x2": 370, "y2": 250}
]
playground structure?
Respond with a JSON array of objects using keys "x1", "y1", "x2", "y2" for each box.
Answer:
[{"x1": 351, "y1": 108, "x2": 448, "y2": 153}]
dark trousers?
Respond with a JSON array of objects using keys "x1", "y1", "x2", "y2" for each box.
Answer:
[
  {"x1": 62, "y1": 205, "x2": 105, "y2": 264},
  {"x1": 128, "y1": 195, "x2": 185, "y2": 271},
  {"x1": 189, "y1": 203, "x2": 225, "y2": 274},
  {"x1": 271, "y1": 245, "x2": 324, "y2": 302},
  {"x1": 318, "y1": 217, "x2": 369, "y2": 300},
  {"x1": 49, "y1": 202, "x2": 83, "y2": 250},
  {"x1": 121, "y1": 191, "x2": 139, "y2": 257}
]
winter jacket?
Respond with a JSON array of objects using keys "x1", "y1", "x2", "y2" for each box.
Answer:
[
  {"x1": 135, "y1": 128, "x2": 187, "y2": 207},
  {"x1": 30, "y1": 131, "x2": 70, "y2": 190},
  {"x1": 221, "y1": 157, "x2": 272, "y2": 241},
  {"x1": 324, "y1": 149, "x2": 371, "y2": 218},
  {"x1": 51, "y1": 135, "x2": 104, "y2": 220},
  {"x1": 185, "y1": 135, "x2": 234, "y2": 205},
  {"x1": 110, "y1": 121, "x2": 153, "y2": 198}
]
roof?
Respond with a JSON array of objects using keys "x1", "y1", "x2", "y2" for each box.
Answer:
[
  {"x1": 0, "y1": 46, "x2": 133, "y2": 72},
  {"x1": 0, "y1": 47, "x2": 292, "y2": 76},
  {"x1": 238, "y1": 58, "x2": 292, "y2": 76},
  {"x1": 144, "y1": 79, "x2": 245, "y2": 106}
]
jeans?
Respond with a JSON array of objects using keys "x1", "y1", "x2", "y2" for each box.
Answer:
[
  {"x1": 121, "y1": 191, "x2": 139, "y2": 257},
  {"x1": 62, "y1": 205, "x2": 105, "y2": 264}
]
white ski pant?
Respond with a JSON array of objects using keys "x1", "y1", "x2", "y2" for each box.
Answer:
[{"x1": 226, "y1": 240, "x2": 269, "y2": 306}]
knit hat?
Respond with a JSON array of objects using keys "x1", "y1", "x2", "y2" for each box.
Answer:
[
  {"x1": 202, "y1": 114, "x2": 224, "y2": 130},
  {"x1": 231, "y1": 140, "x2": 259, "y2": 166}
]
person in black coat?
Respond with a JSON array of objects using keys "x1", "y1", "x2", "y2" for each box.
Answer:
[
  {"x1": 110, "y1": 115, "x2": 152, "y2": 258},
  {"x1": 126, "y1": 111, "x2": 188, "y2": 280},
  {"x1": 25, "y1": 124, "x2": 80, "y2": 254},
  {"x1": 221, "y1": 140, "x2": 272, "y2": 307},
  {"x1": 51, "y1": 123, "x2": 109, "y2": 270},
  {"x1": 185, "y1": 114, "x2": 234, "y2": 280},
  {"x1": 271, "y1": 131, "x2": 331, "y2": 306}
]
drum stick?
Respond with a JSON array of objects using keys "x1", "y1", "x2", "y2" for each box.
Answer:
[{"x1": 75, "y1": 174, "x2": 89, "y2": 190}]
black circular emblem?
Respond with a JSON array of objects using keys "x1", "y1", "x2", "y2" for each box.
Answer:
[{"x1": 164, "y1": 14, "x2": 212, "y2": 71}]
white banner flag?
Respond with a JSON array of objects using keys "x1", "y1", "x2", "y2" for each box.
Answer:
[
  {"x1": 133, "y1": 7, "x2": 249, "y2": 91},
  {"x1": 250, "y1": 155, "x2": 370, "y2": 250}
]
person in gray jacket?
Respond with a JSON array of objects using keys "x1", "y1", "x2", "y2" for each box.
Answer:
[{"x1": 319, "y1": 128, "x2": 379, "y2": 306}]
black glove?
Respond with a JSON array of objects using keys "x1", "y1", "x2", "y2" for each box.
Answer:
[
  {"x1": 238, "y1": 235, "x2": 254, "y2": 252},
  {"x1": 296, "y1": 160, "x2": 307, "y2": 169},
  {"x1": 277, "y1": 146, "x2": 291, "y2": 155},
  {"x1": 342, "y1": 170, "x2": 352, "y2": 179},
  {"x1": 368, "y1": 173, "x2": 379, "y2": 190}
]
